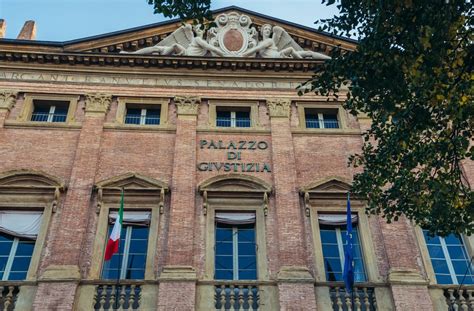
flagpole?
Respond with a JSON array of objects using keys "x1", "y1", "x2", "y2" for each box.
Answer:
[{"x1": 115, "y1": 188, "x2": 124, "y2": 310}]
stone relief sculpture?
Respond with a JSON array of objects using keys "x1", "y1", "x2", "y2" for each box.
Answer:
[
  {"x1": 122, "y1": 12, "x2": 331, "y2": 60},
  {"x1": 242, "y1": 24, "x2": 331, "y2": 60}
]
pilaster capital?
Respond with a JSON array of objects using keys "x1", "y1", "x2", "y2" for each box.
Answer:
[
  {"x1": 266, "y1": 98, "x2": 291, "y2": 118},
  {"x1": 0, "y1": 90, "x2": 18, "y2": 111},
  {"x1": 174, "y1": 96, "x2": 201, "y2": 116},
  {"x1": 84, "y1": 93, "x2": 112, "y2": 114}
]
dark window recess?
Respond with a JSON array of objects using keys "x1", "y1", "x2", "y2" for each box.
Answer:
[
  {"x1": 305, "y1": 109, "x2": 339, "y2": 129},
  {"x1": 216, "y1": 108, "x2": 251, "y2": 128},
  {"x1": 31, "y1": 100, "x2": 69, "y2": 123},
  {"x1": 125, "y1": 107, "x2": 160, "y2": 125}
]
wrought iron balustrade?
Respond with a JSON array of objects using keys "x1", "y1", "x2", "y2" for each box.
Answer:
[
  {"x1": 93, "y1": 281, "x2": 142, "y2": 310},
  {"x1": 214, "y1": 281, "x2": 260, "y2": 310},
  {"x1": 124, "y1": 115, "x2": 160, "y2": 125},
  {"x1": 305, "y1": 119, "x2": 339, "y2": 129},
  {"x1": 31, "y1": 112, "x2": 67, "y2": 122},
  {"x1": 216, "y1": 118, "x2": 251, "y2": 128}
]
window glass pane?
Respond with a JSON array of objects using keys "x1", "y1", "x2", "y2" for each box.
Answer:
[
  {"x1": 216, "y1": 242, "x2": 233, "y2": 255},
  {"x1": 16, "y1": 241, "x2": 35, "y2": 256},
  {"x1": 238, "y1": 228, "x2": 255, "y2": 242},
  {"x1": 131, "y1": 227, "x2": 149, "y2": 239},
  {"x1": 320, "y1": 230, "x2": 337, "y2": 244},
  {"x1": 127, "y1": 269, "x2": 145, "y2": 280},
  {"x1": 436, "y1": 274, "x2": 454, "y2": 284},
  {"x1": 448, "y1": 246, "x2": 468, "y2": 260},
  {"x1": 423, "y1": 231, "x2": 440, "y2": 244},
  {"x1": 216, "y1": 110, "x2": 231, "y2": 127},
  {"x1": 0, "y1": 242, "x2": 12, "y2": 256},
  {"x1": 125, "y1": 108, "x2": 141, "y2": 124},
  {"x1": 127, "y1": 254, "x2": 146, "y2": 269},
  {"x1": 305, "y1": 113, "x2": 320, "y2": 128},
  {"x1": 444, "y1": 234, "x2": 463, "y2": 245},
  {"x1": 322, "y1": 244, "x2": 340, "y2": 258},
  {"x1": 235, "y1": 111, "x2": 251, "y2": 128},
  {"x1": 128, "y1": 240, "x2": 148, "y2": 253},
  {"x1": 239, "y1": 270, "x2": 257, "y2": 280},
  {"x1": 0, "y1": 257, "x2": 8, "y2": 272},
  {"x1": 7, "y1": 272, "x2": 27, "y2": 281},
  {"x1": 216, "y1": 227, "x2": 233, "y2": 241},
  {"x1": 427, "y1": 245, "x2": 446, "y2": 259},
  {"x1": 238, "y1": 243, "x2": 255, "y2": 256},
  {"x1": 215, "y1": 270, "x2": 233, "y2": 280},
  {"x1": 431, "y1": 259, "x2": 451, "y2": 274},
  {"x1": 103, "y1": 269, "x2": 120, "y2": 280},
  {"x1": 238, "y1": 256, "x2": 256, "y2": 270},
  {"x1": 452, "y1": 260, "x2": 472, "y2": 275},
  {"x1": 216, "y1": 256, "x2": 233, "y2": 270},
  {"x1": 457, "y1": 274, "x2": 474, "y2": 285},
  {"x1": 325, "y1": 258, "x2": 342, "y2": 274},
  {"x1": 11, "y1": 257, "x2": 32, "y2": 272}
]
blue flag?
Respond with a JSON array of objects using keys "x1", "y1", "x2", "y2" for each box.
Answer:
[{"x1": 343, "y1": 192, "x2": 355, "y2": 292}]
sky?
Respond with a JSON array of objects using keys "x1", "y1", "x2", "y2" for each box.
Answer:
[{"x1": 0, "y1": 0, "x2": 339, "y2": 41}]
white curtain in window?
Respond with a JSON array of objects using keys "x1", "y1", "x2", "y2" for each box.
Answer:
[
  {"x1": 215, "y1": 212, "x2": 256, "y2": 225},
  {"x1": 0, "y1": 211, "x2": 43, "y2": 239},
  {"x1": 318, "y1": 214, "x2": 358, "y2": 225},
  {"x1": 109, "y1": 211, "x2": 151, "y2": 226}
]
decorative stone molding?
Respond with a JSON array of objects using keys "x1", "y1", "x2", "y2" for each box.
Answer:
[
  {"x1": 174, "y1": 96, "x2": 201, "y2": 116},
  {"x1": 0, "y1": 90, "x2": 17, "y2": 111},
  {"x1": 277, "y1": 266, "x2": 314, "y2": 282},
  {"x1": 388, "y1": 268, "x2": 428, "y2": 285},
  {"x1": 84, "y1": 93, "x2": 112, "y2": 114},
  {"x1": 158, "y1": 266, "x2": 197, "y2": 281},
  {"x1": 266, "y1": 98, "x2": 291, "y2": 118},
  {"x1": 40, "y1": 265, "x2": 81, "y2": 281}
]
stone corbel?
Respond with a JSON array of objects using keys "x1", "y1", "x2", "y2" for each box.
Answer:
[
  {"x1": 266, "y1": 98, "x2": 291, "y2": 118},
  {"x1": 96, "y1": 187, "x2": 103, "y2": 214},
  {"x1": 304, "y1": 191, "x2": 311, "y2": 217},
  {"x1": 174, "y1": 96, "x2": 201, "y2": 116},
  {"x1": 0, "y1": 90, "x2": 18, "y2": 111},
  {"x1": 263, "y1": 192, "x2": 269, "y2": 216},
  {"x1": 51, "y1": 187, "x2": 61, "y2": 213},
  {"x1": 85, "y1": 93, "x2": 112, "y2": 114},
  {"x1": 159, "y1": 188, "x2": 165, "y2": 214},
  {"x1": 202, "y1": 190, "x2": 208, "y2": 215}
]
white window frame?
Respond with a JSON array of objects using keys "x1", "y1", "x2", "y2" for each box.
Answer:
[
  {"x1": 2, "y1": 237, "x2": 20, "y2": 280},
  {"x1": 46, "y1": 105, "x2": 56, "y2": 122},
  {"x1": 215, "y1": 223, "x2": 257, "y2": 280},
  {"x1": 423, "y1": 232, "x2": 473, "y2": 285}
]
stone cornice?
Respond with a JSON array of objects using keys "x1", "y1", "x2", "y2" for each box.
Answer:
[
  {"x1": 84, "y1": 94, "x2": 112, "y2": 114},
  {"x1": 174, "y1": 96, "x2": 201, "y2": 116},
  {"x1": 0, "y1": 90, "x2": 17, "y2": 111},
  {"x1": 0, "y1": 51, "x2": 325, "y2": 72},
  {"x1": 266, "y1": 98, "x2": 291, "y2": 118}
]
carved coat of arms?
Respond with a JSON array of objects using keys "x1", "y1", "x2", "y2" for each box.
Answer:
[{"x1": 122, "y1": 12, "x2": 330, "y2": 60}]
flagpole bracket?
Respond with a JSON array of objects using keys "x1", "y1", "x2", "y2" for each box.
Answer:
[
  {"x1": 96, "y1": 187, "x2": 103, "y2": 214},
  {"x1": 304, "y1": 191, "x2": 311, "y2": 217}
]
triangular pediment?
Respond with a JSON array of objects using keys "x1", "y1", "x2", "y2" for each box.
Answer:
[
  {"x1": 0, "y1": 7, "x2": 356, "y2": 61},
  {"x1": 95, "y1": 173, "x2": 168, "y2": 190},
  {"x1": 301, "y1": 177, "x2": 351, "y2": 194},
  {"x1": 63, "y1": 7, "x2": 355, "y2": 57}
]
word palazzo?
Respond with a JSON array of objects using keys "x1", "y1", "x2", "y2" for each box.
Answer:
[{"x1": 200, "y1": 140, "x2": 268, "y2": 150}]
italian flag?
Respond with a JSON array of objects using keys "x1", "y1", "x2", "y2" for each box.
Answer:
[{"x1": 104, "y1": 190, "x2": 124, "y2": 261}]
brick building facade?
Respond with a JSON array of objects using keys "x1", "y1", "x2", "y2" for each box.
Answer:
[{"x1": 0, "y1": 6, "x2": 472, "y2": 311}]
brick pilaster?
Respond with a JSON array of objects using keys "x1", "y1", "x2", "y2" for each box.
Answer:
[
  {"x1": 157, "y1": 96, "x2": 200, "y2": 310},
  {"x1": 33, "y1": 93, "x2": 112, "y2": 310},
  {"x1": 267, "y1": 98, "x2": 317, "y2": 310},
  {"x1": 380, "y1": 218, "x2": 433, "y2": 310}
]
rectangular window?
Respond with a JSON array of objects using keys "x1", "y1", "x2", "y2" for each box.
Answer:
[
  {"x1": 102, "y1": 212, "x2": 150, "y2": 280},
  {"x1": 31, "y1": 100, "x2": 69, "y2": 123},
  {"x1": 0, "y1": 211, "x2": 43, "y2": 280},
  {"x1": 125, "y1": 105, "x2": 161, "y2": 125},
  {"x1": 319, "y1": 214, "x2": 366, "y2": 282},
  {"x1": 305, "y1": 108, "x2": 339, "y2": 129},
  {"x1": 216, "y1": 107, "x2": 251, "y2": 128},
  {"x1": 0, "y1": 234, "x2": 35, "y2": 281},
  {"x1": 423, "y1": 230, "x2": 474, "y2": 285},
  {"x1": 215, "y1": 212, "x2": 257, "y2": 280}
]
